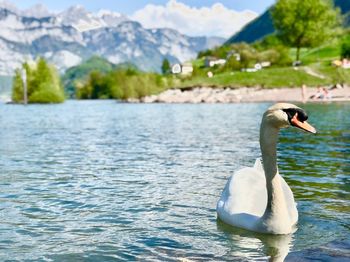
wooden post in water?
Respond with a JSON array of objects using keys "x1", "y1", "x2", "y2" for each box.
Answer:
[{"x1": 21, "y1": 69, "x2": 27, "y2": 105}]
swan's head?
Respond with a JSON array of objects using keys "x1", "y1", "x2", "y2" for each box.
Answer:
[{"x1": 263, "y1": 103, "x2": 316, "y2": 134}]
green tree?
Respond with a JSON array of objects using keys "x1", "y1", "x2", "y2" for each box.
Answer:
[
  {"x1": 341, "y1": 35, "x2": 350, "y2": 58},
  {"x1": 197, "y1": 49, "x2": 213, "y2": 59},
  {"x1": 272, "y1": 0, "x2": 341, "y2": 61},
  {"x1": 161, "y1": 58, "x2": 171, "y2": 74},
  {"x1": 11, "y1": 69, "x2": 24, "y2": 102},
  {"x1": 11, "y1": 58, "x2": 65, "y2": 103}
]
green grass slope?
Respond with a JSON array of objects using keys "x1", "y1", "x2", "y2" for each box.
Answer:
[
  {"x1": 179, "y1": 68, "x2": 318, "y2": 88},
  {"x1": 179, "y1": 65, "x2": 350, "y2": 89}
]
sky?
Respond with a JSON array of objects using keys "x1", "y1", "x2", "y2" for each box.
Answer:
[
  {"x1": 8, "y1": 0, "x2": 276, "y2": 38},
  {"x1": 14, "y1": 0, "x2": 275, "y2": 15}
]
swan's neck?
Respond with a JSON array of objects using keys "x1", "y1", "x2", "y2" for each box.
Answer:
[{"x1": 259, "y1": 119, "x2": 289, "y2": 223}]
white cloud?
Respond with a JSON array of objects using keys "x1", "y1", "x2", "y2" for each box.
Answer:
[{"x1": 130, "y1": 0, "x2": 257, "y2": 38}]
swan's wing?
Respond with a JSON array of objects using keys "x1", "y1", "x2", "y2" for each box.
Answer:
[{"x1": 217, "y1": 158, "x2": 267, "y2": 218}]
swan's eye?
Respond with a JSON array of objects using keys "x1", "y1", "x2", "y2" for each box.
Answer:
[
  {"x1": 297, "y1": 110, "x2": 308, "y2": 122},
  {"x1": 283, "y1": 108, "x2": 308, "y2": 123}
]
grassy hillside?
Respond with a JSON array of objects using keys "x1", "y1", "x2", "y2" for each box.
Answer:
[
  {"x1": 287, "y1": 37, "x2": 341, "y2": 64},
  {"x1": 179, "y1": 37, "x2": 350, "y2": 89},
  {"x1": 62, "y1": 56, "x2": 137, "y2": 98},
  {"x1": 298, "y1": 46, "x2": 340, "y2": 64},
  {"x1": 178, "y1": 64, "x2": 350, "y2": 89},
  {"x1": 62, "y1": 56, "x2": 117, "y2": 97}
]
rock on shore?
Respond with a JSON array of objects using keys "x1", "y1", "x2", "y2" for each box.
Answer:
[{"x1": 127, "y1": 86, "x2": 350, "y2": 103}]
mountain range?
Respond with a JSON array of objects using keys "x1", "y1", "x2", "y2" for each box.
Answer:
[
  {"x1": 227, "y1": 0, "x2": 350, "y2": 44},
  {"x1": 0, "y1": 3, "x2": 225, "y2": 76}
]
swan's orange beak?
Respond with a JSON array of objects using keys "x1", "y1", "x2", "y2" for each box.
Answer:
[{"x1": 291, "y1": 114, "x2": 316, "y2": 134}]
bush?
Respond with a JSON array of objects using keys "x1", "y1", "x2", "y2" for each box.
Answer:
[
  {"x1": 197, "y1": 49, "x2": 213, "y2": 59},
  {"x1": 258, "y1": 46, "x2": 292, "y2": 66},
  {"x1": 29, "y1": 83, "x2": 65, "y2": 103},
  {"x1": 274, "y1": 46, "x2": 293, "y2": 66},
  {"x1": 240, "y1": 49, "x2": 256, "y2": 68},
  {"x1": 224, "y1": 55, "x2": 243, "y2": 71},
  {"x1": 341, "y1": 36, "x2": 350, "y2": 58}
]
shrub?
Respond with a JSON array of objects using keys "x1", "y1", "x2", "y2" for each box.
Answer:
[
  {"x1": 258, "y1": 46, "x2": 292, "y2": 66},
  {"x1": 341, "y1": 36, "x2": 350, "y2": 58},
  {"x1": 29, "y1": 83, "x2": 65, "y2": 103}
]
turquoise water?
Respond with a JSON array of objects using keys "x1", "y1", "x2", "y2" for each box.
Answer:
[{"x1": 0, "y1": 101, "x2": 349, "y2": 261}]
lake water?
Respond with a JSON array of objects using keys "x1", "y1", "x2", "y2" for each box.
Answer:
[{"x1": 0, "y1": 101, "x2": 349, "y2": 261}]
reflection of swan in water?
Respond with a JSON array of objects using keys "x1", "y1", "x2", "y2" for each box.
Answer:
[
  {"x1": 217, "y1": 220, "x2": 293, "y2": 262},
  {"x1": 217, "y1": 103, "x2": 316, "y2": 234}
]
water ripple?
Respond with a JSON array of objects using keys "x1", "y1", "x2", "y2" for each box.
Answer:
[{"x1": 0, "y1": 101, "x2": 348, "y2": 261}]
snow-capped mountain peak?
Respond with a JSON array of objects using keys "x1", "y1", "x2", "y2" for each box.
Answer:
[
  {"x1": 0, "y1": 0, "x2": 17, "y2": 13},
  {"x1": 97, "y1": 9, "x2": 129, "y2": 27},
  {"x1": 24, "y1": 3, "x2": 52, "y2": 18},
  {"x1": 56, "y1": 5, "x2": 130, "y2": 32},
  {"x1": 57, "y1": 5, "x2": 103, "y2": 32},
  {"x1": 0, "y1": 1, "x2": 225, "y2": 76}
]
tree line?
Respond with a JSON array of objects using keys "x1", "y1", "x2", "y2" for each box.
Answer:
[{"x1": 75, "y1": 68, "x2": 169, "y2": 100}]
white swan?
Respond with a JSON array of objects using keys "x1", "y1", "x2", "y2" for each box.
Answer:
[{"x1": 217, "y1": 103, "x2": 316, "y2": 234}]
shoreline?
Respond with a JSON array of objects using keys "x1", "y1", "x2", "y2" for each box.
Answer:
[{"x1": 127, "y1": 86, "x2": 350, "y2": 103}]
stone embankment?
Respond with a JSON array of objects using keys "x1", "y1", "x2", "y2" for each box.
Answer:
[{"x1": 127, "y1": 86, "x2": 350, "y2": 103}]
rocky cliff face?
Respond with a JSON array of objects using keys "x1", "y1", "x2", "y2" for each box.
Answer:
[{"x1": 0, "y1": 4, "x2": 225, "y2": 75}]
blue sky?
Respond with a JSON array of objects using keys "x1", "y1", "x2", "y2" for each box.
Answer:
[
  {"x1": 10, "y1": 0, "x2": 275, "y2": 37},
  {"x1": 15, "y1": 0, "x2": 275, "y2": 14}
]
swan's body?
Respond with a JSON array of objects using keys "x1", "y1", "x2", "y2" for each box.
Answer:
[
  {"x1": 217, "y1": 158, "x2": 298, "y2": 234},
  {"x1": 217, "y1": 103, "x2": 316, "y2": 234}
]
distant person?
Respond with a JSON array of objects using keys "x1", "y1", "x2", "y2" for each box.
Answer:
[
  {"x1": 322, "y1": 87, "x2": 332, "y2": 100},
  {"x1": 310, "y1": 86, "x2": 324, "y2": 100},
  {"x1": 301, "y1": 84, "x2": 307, "y2": 103},
  {"x1": 310, "y1": 86, "x2": 332, "y2": 100}
]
